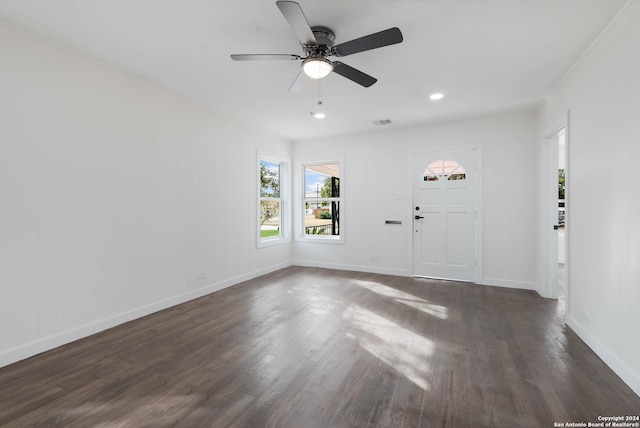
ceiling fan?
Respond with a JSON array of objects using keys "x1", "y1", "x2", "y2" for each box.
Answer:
[{"x1": 230, "y1": 0, "x2": 403, "y2": 91}]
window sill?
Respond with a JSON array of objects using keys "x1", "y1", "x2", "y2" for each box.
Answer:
[
  {"x1": 296, "y1": 235, "x2": 344, "y2": 244},
  {"x1": 257, "y1": 236, "x2": 291, "y2": 249}
]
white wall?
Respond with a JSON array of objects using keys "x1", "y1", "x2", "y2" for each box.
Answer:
[
  {"x1": 0, "y1": 23, "x2": 292, "y2": 367},
  {"x1": 5, "y1": 0, "x2": 637, "y2": 397},
  {"x1": 293, "y1": 110, "x2": 538, "y2": 289},
  {"x1": 536, "y1": 0, "x2": 640, "y2": 395}
]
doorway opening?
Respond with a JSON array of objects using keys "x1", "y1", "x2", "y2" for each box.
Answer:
[
  {"x1": 544, "y1": 126, "x2": 567, "y2": 302},
  {"x1": 557, "y1": 130, "x2": 567, "y2": 299}
]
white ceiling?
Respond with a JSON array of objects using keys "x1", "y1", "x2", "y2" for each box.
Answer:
[{"x1": 0, "y1": 0, "x2": 628, "y2": 141}]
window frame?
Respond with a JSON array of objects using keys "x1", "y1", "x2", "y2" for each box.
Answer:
[
  {"x1": 295, "y1": 157, "x2": 344, "y2": 244},
  {"x1": 257, "y1": 151, "x2": 290, "y2": 248}
]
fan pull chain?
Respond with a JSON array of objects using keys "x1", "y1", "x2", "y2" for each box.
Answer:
[{"x1": 310, "y1": 79, "x2": 326, "y2": 119}]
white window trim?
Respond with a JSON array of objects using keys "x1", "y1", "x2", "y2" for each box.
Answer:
[
  {"x1": 294, "y1": 156, "x2": 345, "y2": 244},
  {"x1": 257, "y1": 150, "x2": 291, "y2": 248}
]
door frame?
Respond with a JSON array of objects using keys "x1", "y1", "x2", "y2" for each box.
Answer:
[
  {"x1": 409, "y1": 145, "x2": 484, "y2": 282},
  {"x1": 542, "y1": 118, "x2": 570, "y2": 307}
]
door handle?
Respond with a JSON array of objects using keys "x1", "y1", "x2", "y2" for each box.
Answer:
[{"x1": 415, "y1": 215, "x2": 424, "y2": 220}]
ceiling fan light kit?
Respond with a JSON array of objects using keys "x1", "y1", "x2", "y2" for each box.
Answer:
[
  {"x1": 302, "y1": 57, "x2": 333, "y2": 79},
  {"x1": 231, "y1": 0, "x2": 403, "y2": 89}
]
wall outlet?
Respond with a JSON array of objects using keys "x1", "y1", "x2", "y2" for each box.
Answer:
[{"x1": 197, "y1": 271, "x2": 207, "y2": 279}]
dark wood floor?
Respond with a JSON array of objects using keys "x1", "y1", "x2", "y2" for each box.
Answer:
[{"x1": 1, "y1": 267, "x2": 638, "y2": 427}]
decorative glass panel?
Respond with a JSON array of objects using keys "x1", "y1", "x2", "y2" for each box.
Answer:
[{"x1": 423, "y1": 159, "x2": 466, "y2": 181}]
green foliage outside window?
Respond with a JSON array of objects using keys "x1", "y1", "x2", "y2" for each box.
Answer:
[
  {"x1": 558, "y1": 169, "x2": 565, "y2": 200},
  {"x1": 260, "y1": 161, "x2": 281, "y2": 230}
]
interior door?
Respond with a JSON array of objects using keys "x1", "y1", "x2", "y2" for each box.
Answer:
[{"x1": 413, "y1": 149, "x2": 477, "y2": 281}]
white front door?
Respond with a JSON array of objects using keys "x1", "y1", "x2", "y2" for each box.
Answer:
[{"x1": 413, "y1": 150, "x2": 477, "y2": 281}]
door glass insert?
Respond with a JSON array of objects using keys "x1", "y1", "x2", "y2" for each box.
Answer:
[{"x1": 423, "y1": 159, "x2": 466, "y2": 181}]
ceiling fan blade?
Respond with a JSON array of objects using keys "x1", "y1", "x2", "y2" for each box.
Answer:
[
  {"x1": 288, "y1": 70, "x2": 307, "y2": 93},
  {"x1": 332, "y1": 62, "x2": 377, "y2": 88},
  {"x1": 333, "y1": 27, "x2": 403, "y2": 57},
  {"x1": 276, "y1": 1, "x2": 317, "y2": 46},
  {"x1": 231, "y1": 54, "x2": 301, "y2": 61}
]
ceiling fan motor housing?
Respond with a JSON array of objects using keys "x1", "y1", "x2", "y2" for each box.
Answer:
[
  {"x1": 311, "y1": 26, "x2": 335, "y2": 47},
  {"x1": 306, "y1": 26, "x2": 335, "y2": 57}
]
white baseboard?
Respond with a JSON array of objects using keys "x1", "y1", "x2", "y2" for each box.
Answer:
[
  {"x1": 566, "y1": 315, "x2": 640, "y2": 397},
  {"x1": 481, "y1": 277, "x2": 536, "y2": 290},
  {"x1": 292, "y1": 262, "x2": 538, "y2": 290},
  {"x1": 0, "y1": 262, "x2": 291, "y2": 369},
  {"x1": 292, "y1": 259, "x2": 410, "y2": 277}
]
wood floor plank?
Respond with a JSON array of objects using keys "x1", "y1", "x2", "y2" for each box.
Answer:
[{"x1": 1, "y1": 266, "x2": 639, "y2": 427}]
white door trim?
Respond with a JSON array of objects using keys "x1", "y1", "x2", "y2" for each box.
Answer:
[
  {"x1": 541, "y1": 112, "x2": 570, "y2": 312},
  {"x1": 542, "y1": 128, "x2": 561, "y2": 299},
  {"x1": 410, "y1": 144, "x2": 483, "y2": 282}
]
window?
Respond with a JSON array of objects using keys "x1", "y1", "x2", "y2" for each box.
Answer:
[
  {"x1": 258, "y1": 153, "x2": 289, "y2": 247},
  {"x1": 302, "y1": 162, "x2": 342, "y2": 241},
  {"x1": 423, "y1": 159, "x2": 466, "y2": 181}
]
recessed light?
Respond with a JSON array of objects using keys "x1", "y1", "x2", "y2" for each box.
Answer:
[
  {"x1": 430, "y1": 93, "x2": 444, "y2": 101},
  {"x1": 311, "y1": 101, "x2": 326, "y2": 119}
]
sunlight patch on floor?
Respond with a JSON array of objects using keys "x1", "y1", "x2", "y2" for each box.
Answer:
[
  {"x1": 343, "y1": 304, "x2": 434, "y2": 390},
  {"x1": 290, "y1": 284, "x2": 338, "y2": 317},
  {"x1": 351, "y1": 279, "x2": 448, "y2": 320}
]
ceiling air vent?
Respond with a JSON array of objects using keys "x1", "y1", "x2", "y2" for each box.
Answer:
[{"x1": 373, "y1": 119, "x2": 392, "y2": 126}]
